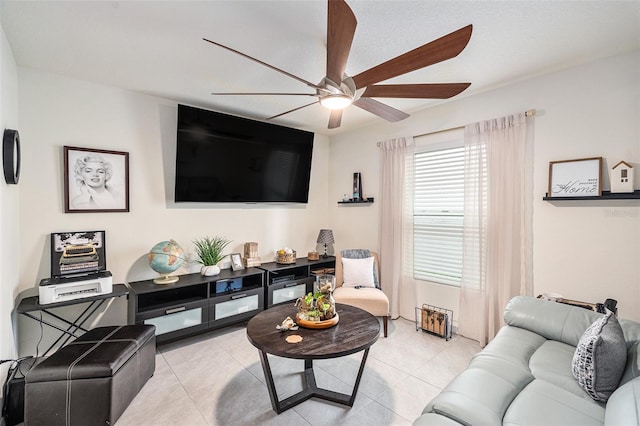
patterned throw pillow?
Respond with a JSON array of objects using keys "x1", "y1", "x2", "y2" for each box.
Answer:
[{"x1": 571, "y1": 311, "x2": 627, "y2": 401}]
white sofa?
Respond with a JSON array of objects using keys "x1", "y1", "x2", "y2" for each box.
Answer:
[{"x1": 414, "y1": 296, "x2": 640, "y2": 426}]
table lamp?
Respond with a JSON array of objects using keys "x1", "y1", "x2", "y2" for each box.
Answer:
[{"x1": 316, "y1": 229, "x2": 335, "y2": 258}]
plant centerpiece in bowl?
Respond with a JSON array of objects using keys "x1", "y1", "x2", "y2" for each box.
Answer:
[
  {"x1": 193, "y1": 236, "x2": 231, "y2": 276},
  {"x1": 294, "y1": 274, "x2": 338, "y2": 328}
]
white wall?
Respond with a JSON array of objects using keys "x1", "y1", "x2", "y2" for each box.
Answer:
[
  {"x1": 0, "y1": 22, "x2": 20, "y2": 374},
  {"x1": 330, "y1": 50, "x2": 640, "y2": 323},
  {"x1": 15, "y1": 69, "x2": 330, "y2": 354}
]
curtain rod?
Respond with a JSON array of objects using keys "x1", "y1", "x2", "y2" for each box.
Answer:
[{"x1": 378, "y1": 109, "x2": 537, "y2": 146}]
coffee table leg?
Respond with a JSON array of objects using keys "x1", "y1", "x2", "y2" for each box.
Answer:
[
  {"x1": 258, "y1": 350, "x2": 282, "y2": 413},
  {"x1": 349, "y1": 347, "x2": 370, "y2": 405},
  {"x1": 258, "y1": 348, "x2": 371, "y2": 414}
]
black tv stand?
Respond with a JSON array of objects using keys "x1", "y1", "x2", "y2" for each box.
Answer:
[{"x1": 127, "y1": 268, "x2": 264, "y2": 344}]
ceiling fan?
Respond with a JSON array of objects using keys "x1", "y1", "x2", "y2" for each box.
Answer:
[{"x1": 204, "y1": 0, "x2": 472, "y2": 129}]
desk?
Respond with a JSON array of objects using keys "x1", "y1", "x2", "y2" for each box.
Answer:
[
  {"x1": 16, "y1": 284, "x2": 129, "y2": 355},
  {"x1": 246, "y1": 303, "x2": 380, "y2": 413}
]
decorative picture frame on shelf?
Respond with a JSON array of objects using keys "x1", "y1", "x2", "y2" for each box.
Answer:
[
  {"x1": 548, "y1": 157, "x2": 602, "y2": 198},
  {"x1": 64, "y1": 146, "x2": 130, "y2": 213},
  {"x1": 230, "y1": 253, "x2": 244, "y2": 271}
]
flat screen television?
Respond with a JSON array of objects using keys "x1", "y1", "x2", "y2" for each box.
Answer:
[{"x1": 175, "y1": 104, "x2": 314, "y2": 203}]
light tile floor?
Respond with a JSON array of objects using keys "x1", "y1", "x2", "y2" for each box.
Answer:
[{"x1": 116, "y1": 318, "x2": 481, "y2": 426}]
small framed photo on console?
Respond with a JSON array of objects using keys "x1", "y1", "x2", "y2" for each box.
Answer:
[
  {"x1": 230, "y1": 253, "x2": 244, "y2": 271},
  {"x1": 64, "y1": 146, "x2": 130, "y2": 213}
]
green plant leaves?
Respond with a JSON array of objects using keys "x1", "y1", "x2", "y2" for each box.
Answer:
[{"x1": 193, "y1": 236, "x2": 231, "y2": 266}]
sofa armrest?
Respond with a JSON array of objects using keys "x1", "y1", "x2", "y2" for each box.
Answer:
[
  {"x1": 413, "y1": 413, "x2": 464, "y2": 426},
  {"x1": 504, "y1": 296, "x2": 601, "y2": 346}
]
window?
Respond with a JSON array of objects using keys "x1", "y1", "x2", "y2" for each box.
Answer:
[{"x1": 413, "y1": 130, "x2": 464, "y2": 286}]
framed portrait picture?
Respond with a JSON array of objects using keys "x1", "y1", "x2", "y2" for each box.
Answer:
[
  {"x1": 230, "y1": 253, "x2": 244, "y2": 271},
  {"x1": 548, "y1": 157, "x2": 602, "y2": 198},
  {"x1": 64, "y1": 146, "x2": 130, "y2": 213}
]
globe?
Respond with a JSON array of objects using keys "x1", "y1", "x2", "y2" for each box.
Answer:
[{"x1": 148, "y1": 239, "x2": 185, "y2": 284}]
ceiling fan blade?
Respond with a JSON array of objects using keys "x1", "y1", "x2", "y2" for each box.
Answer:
[
  {"x1": 353, "y1": 98, "x2": 409, "y2": 122},
  {"x1": 266, "y1": 100, "x2": 319, "y2": 120},
  {"x1": 328, "y1": 110, "x2": 343, "y2": 129},
  {"x1": 326, "y1": 0, "x2": 357, "y2": 84},
  {"x1": 352, "y1": 25, "x2": 473, "y2": 89},
  {"x1": 211, "y1": 92, "x2": 316, "y2": 96},
  {"x1": 362, "y1": 83, "x2": 471, "y2": 99},
  {"x1": 203, "y1": 38, "x2": 320, "y2": 90}
]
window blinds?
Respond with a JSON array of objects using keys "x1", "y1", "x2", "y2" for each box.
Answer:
[{"x1": 413, "y1": 145, "x2": 464, "y2": 285}]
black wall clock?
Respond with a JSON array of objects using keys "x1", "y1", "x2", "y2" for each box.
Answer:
[{"x1": 3, "y1": 129, "x2": 20, "y2": 184}]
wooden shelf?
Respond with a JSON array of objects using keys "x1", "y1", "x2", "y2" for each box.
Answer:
[
  {"x1": 543, "y1": 190, "x2": 640, "y2": 201},
  {"x1": 338, "y1": 197, "x2": 374, "y2": 205}
]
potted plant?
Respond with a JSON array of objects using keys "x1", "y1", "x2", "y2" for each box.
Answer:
[{"x1": 193, "y1": 236, "x2": 231, "y2": 276}]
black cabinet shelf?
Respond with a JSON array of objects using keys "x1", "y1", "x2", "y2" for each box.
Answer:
[
  {"x1": 127, "y1": 258, "x2": 338, "y2": 343},
  {"x1": 259, "y1": 256, "x2": 336, "y2": 308},
  {"x1": 543, "y1": 190, "x2": 640, "y2": 201},
  {"x1": 127, "y1": 267, "x2": 265, "y2": 343},
  {"x1": 338, "y1": 197, "x2": 374, "y2": 205}
]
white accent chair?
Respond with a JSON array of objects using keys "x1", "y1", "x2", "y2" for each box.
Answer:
[{"x1": 333, "y1": 251, "x2": 390, "y2": 337}]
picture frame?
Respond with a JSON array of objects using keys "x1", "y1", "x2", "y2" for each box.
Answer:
[
  {"x1": 230, "y1": 253, "x2": 244, "y2": 271},
  {"x1": 548, "y1": 157, "x2": 602, "y2": 197},
  {"x1": 64, "y1": 146, "x2": 130, "y2": 213}
]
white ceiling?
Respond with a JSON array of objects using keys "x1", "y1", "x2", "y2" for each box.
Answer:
[{"x1": 2, "y1": 1, "x2": 639, "y2": 135}]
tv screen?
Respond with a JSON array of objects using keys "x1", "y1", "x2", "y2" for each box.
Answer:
[{"x1": 175, "y1": 105, "x2": 314, "y2": 203}]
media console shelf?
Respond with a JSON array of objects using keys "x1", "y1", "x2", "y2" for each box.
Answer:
[
  {"x1": 259, "y1": 256, "x2": 336, "y2": 309},
  {"x1": 127, "y1": 268, "x2": 264, "y2": 343},
  {"x1": 543, "y1": 190, "x2": 640, "y2": 201},
  {"x1": 127, "y1": 257, "x2": 337, "y2": 343}
]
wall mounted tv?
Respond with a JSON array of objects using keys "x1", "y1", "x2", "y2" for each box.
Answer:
[{"x1": 175, "y1": 104, "x2": 314, "y2": 203}]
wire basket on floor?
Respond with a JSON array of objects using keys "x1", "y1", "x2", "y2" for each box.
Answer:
[{"x1": 415, "y1": 304, "x2": 453, "y2": 341}]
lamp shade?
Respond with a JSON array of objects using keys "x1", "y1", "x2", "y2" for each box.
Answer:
[{"x1": 316, "y1": 229, "x2": 335, "y2": 245}]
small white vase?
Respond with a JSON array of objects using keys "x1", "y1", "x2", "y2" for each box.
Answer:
[{"x1": 201, "y1": 265, "x2": 220, "y2": 276}]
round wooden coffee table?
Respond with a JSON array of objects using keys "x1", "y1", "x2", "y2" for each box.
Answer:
[{"x1": 246, "y1": 303, "x2": 380, "y2": 413}]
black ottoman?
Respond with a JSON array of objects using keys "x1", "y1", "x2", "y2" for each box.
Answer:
[{"x1": 24, "y1": 325, "x2": 156, "y2": 426}]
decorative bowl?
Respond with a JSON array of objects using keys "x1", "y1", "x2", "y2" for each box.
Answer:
[
  {"x1": 295, "y1": 312, "x2": 339, "y2": 329},
  {"x1": 276, "y1": 250, "x2": 296, "y2": 264}
]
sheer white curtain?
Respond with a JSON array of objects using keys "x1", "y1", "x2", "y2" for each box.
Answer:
[
  {"x1": 458, "y1": 113, "x2": 534, "y2": 346},
  {"x1": 379, "y1": 137, "x2": 415, "y2": 319}
]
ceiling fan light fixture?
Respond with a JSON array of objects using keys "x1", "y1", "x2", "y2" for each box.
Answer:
[{"x1": 320, "y1": 94, "x2": 353, "y2": 110}]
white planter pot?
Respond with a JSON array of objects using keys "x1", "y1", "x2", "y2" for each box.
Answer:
[{"x1": 201, "y1": 265, "x2": 221, "y2": 276}]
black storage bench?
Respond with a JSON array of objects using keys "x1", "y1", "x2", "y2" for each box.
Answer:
[{"x1": 24, "y1": 325, "x2": 156, "y2": 426}]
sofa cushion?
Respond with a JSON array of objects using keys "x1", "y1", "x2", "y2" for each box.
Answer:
[
  {"x1": 503, "y1": 380, "x2": 605, "y2": 426},
  {"x1": 529, "y1": 340, "x2": 591, "y2": 399},
  {"x1": 504, "y1": 296, "x2": 601, "y2": 346},
  {"x1": 572, "y1": 312, "x2": 627, "y2": 402},
  {"x1": 620, "y1": 341, "x2": 640, "y2": 386},
  {"x1": 604, "y1": 377, "x2": 640, "y2": 426},
  {"x1": 426, "y1": 368, "x2": 526, "y2": 426},
  {"x1": 332, "y1": 287, "x2": 388, "y2": 316},
  {"x1": 424, "y1": 365, "x2": 533, "y2": 425},
  {"x1": 476, "y1": 326, "x2": 546, "y2": 370}
]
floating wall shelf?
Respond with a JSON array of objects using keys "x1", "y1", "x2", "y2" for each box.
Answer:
[
  {"x1": 543, "y1": 190, "x2": 640, "y2": 201},
  {"x1": 338, "y1": 197, "x2": 375, "y2": 205}
]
